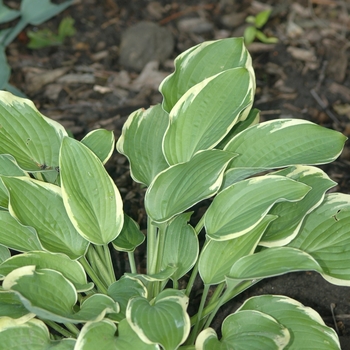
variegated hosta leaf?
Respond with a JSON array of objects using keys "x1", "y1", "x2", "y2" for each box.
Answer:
[
  {"x1": 112, "y1": 214, "x2": 145, "y2": 252},
  {"x1": 163, "y1": 67, "x2": 254, "y2": 165},
  {"x1": 0, "y1": 154, "x2": 28, "y2": 208},
  {"x1": 145, "y1": 149, "x2": 235, "y2": 224},
  {"x1": 199, "y1": 215, "x2": 276, "y2": 285},
  {"x1": 0, "y1": 245, "x2": 10, "y2": 264},
  {"x1": 160, "y1": 37, "x2": 254, "y2": 112},
  {"x1": 0, "y1": 317, "x2": 76, "y2": 350},
  {"x1": 239, "y1": 295, "x2": 341, "y2": 349},
  {"x1": 195, "y1": 310, "x2": 290, "y2": 350},
  {"x1": 1, "y1": 176, "x2": 89, "y2": 259},
  {"x1": 222, "y1": 119, "x2": 347, "y2": 187},
  {"x1": 288, "y1": 193, "x2": 350, "y2": 285},
  {"x1": 0, "y1": 211, "x2": 43, "y2": 252},
  {"x1": 0, "y1": 91, "x2": 67, "y2": 171},
  {"x1": 160, "y1": 212, "x2": 199, "y2": 281},
  {"x1": 75, "y1": 319, "x2": 159, "y2": 350},
  {"x1": 60, "y1": 137, "x2": 124, "y2": 245},
  {"x1": 260, "y1": 165, "x2": 336, "y2": 246},
  {"x1": 3, "y1": 266, "x2": 119, "y2": 324},
  {"x1": 81, "y1": 129, "x2": 115, "y2": 164},
  {"x1": 108, "y1": 276, "x2": 147, "y2": 320},
  {"x1": 126, "y1": 289, "x2": 190, "y2": 350},
  {"x1": 116, "y1": 104, "x2": 169, "y2": 186},
  {"x1": 204, "y1": 175, "x2": 310, "y2": 241},
  {"x1": 0, "y1": 291, "x2": 30, "y2": 319},
  {"x1": 0, "y1": 251, "x2": 92, "y2": 292}
]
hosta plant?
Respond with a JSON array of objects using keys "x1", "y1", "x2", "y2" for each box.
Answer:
[{"x1": 0, "y1": 37, "x2": 349, "y2": 349}]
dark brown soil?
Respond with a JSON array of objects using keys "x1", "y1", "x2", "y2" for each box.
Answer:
[{"x1": 4, "y1": 0, "x2": 350, "y2": 348}]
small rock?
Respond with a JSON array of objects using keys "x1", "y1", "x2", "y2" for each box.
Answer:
[
  {"x1": 119, "y1": 21, "x2": 174, "y2": 72},
  {"x1": 177, "y1": 17, "x2": 214, "y2": 34}
]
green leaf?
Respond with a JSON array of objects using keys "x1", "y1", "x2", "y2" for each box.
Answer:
[
  {"x1": 161, "y1": 212, "x2": 199, "y2": 281},
  {"x1": 160, "y1": 37, "x2": 253, "y2": 112},
  {"x1": 196, "y1": 310, "x2": 289, "y2": 349},
  {"x1": 3, "y1": 266, "x2": 118, "y2": 323},
  {"x1": 126, "y1": 289, "x2": 190, "y2": 350},
  {"x1": 0, "y1": 245, "x2": 10, "y2": 263},
  {"x1": 0, "y1": 291, "x2": 30, "y2": 318},
  {"x1": 0, "y1": 211, "x2": 42, "y2": 252},
  {"x1": 0, "y1": 251, "x2": 92, "y2": 292},
  {"x1": 260, "y1": 165, "x2": 336, "y2": 246},
  {"x1": 244, "y1": 26, "x2": 257, "y2": 45},
  {"x1": 0, "y1": 1, "x2": 20, "y2": 24},
  {"x1": 112, "y1": 214, "x2": 145, "y2": 252},
  {"x1": 199, "y1": 215, "x2": 276, "y2": 285},
  {"x1": 58, "y1": 17, "x2": 76, "y2": 39},
  {"x1": 0, "y1": 317, "x2": 76, "y2": 350},
  {"x1": 108, "y1": 275, "x2": 147, "y2": 320},
  {"x1": 223, "y1": 119, "x2": 347, "y2": 187},
  {"x1": 1, "y1": 176, "x2": 89, "y2": 259},
  {"x1": 76, "y1": 319, "x2": 159, "y2": 350},
  {"x1": 163, "y1": 68, "x2": 254, "y2": 165},
  {"x1": 204, "y1": 175, "x2": 310, "y2": 241},
  {"x1": 239, "y1": 295, "x2": 341, "y2": 349},
  {"x1": 145, "y1": 149, "x2": 235, "y2": 223},
  {"x1": 288, "y1": 193, "x2": 350, "y2": 285},
  {"x1": 228, "y1": 246, "x2": 321, "y2": 281},
  {"x1": 0, "y1": 45, "x2": 10, "y2": 89},
  {"x1": 60, "y1": 137, "x2": 124, "y2": 245},
  {"x1": 116, "y1": 104, "x2": 169, "y2": 186},
  {"x1": 81, "y1": 129, "x2": 115, "y2": 164},
  {"x1": 0, "y1": 91, "x2": 67, "y2": 171},
  {"x1": 255, "y1": 30, "x2": 278, "y2": 44},
  {"x1": 255, "y1": 9, "x2": 272, "y2": 28},
  {"x1": 21, "y1": 0, "x2": 73, "y2": 25}
]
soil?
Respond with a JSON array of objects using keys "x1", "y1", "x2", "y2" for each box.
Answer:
[{"x1": 3, "y1": 0, "x2": 350, "y2": 348}]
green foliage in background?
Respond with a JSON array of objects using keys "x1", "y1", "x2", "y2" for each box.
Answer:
[{"x1": 0, "y1": 37, "x2": 348, "y2": 349}]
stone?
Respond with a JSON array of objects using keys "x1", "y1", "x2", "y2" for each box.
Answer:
[{"x1": 119, "y1": 21, "x2": 174, "y2": 72}]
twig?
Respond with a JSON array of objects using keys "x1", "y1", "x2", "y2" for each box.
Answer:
[
  {"x1": 310, "y1": 88, "x2": 340, "y2": 124},
  {"x1": 330, "y1": 303, "x2": 340, "y2": 334}
]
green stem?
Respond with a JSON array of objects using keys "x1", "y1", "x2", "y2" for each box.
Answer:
[
  {"x1": 186, "y1": 284, "x2": 211, "y2": 345},
  {"x1": 203, "y1": 282, "x2": 226, "y2": 329},
  {"x1": 45, "y1": 320, "x2": 75, "y2": 338},
  {"x1": 190, "y1": 279, "x2": 259, "y2": 326},
  {"x1": 103, "y1": 244, "x2": 116, "y2": 285},
  {"x1": 63, "y1": 323, "x2": 80, "y2": 336},
  {"x1": 173, "y1": 279, "x2": 179, "y2": 289},
  {"x1": 128, "y1": 251, "x2": 137, "y2": 274},
  {"x1": 194, "y1": 216, "x2": 205, "y2": 235},
  {"x1": 87, "y1": 245, "x2": 112, "y2": 287},
  {"x1": 147, "y1": 217, "x2": 158, "y2": 275},
  {"x1": 153, "y1": 223, "x2": 168, "y2": 296},
  {"x1": 79, "y1": 257, "x2": 108, "y2": 294},
  {"x1": 185, "y1": 262, "x2": 198, "y2": 297}
]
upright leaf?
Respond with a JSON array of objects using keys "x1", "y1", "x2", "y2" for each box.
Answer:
[
  {"x1": 60, "y1": 137, "x2": 124, "y2": 245},
  {"x1": 163, "y1": 68, "x2": 253, "y2": 165},
  {"x1": 1, "y1": 176, "x2": 89, "y2": 259},
  {"x1": 116, "y1": 104, "x2": 169, "y2": 186},
  {"x1": 145, "y1": 149, "x2": 235, "y2": 223},
  {"x1": 160, "y1": 37, "x2": 254, "y2": 112}
]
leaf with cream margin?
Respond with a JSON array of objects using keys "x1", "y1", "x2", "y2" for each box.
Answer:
[
  {"x1": 222, "y1": 119, "x2": 347, "y2": 187},
  {"x1": 0, "y1": 316, "x2": 76, "y2": 349},
  {"x1": 239, "y1": 295, "x2": 341, "y2": 349},
  {"x1": 116, "y1": 104, "x2": 169, "y2": 186},
  {"x1": 81, "y1": 129, "x2": 115, "y2": 164},
  {"x1": 126, "y1": 289, "x2": 190, "y2": 350},
  {"x1": 0, "y1": 251, "x2": 93, "y2": 292},
  {"x1": 162, "y1": 67, "x2": 254, "y2": 165},
  {"x1": 75, "y1": 319, "x2": 158, "y2": 350},
  {"x1": 145, "y1": 149, "x2": 236, "y2": 224},
  {"x1": 260, "y1": 165, "x2": 336, "y2": 247},
  {"x1": 60, "y1": 137, "x2": 124, "y2": 245},
  {"x1": 1, "y1": 176, "x2": 88, "y2": 259},
  {"x1": 204, "y1": 175, "x2": 310, "y2": 241},
  {"x1": 3, "y1": 266, "x2": 119, "y2": 324},
  {"x1": 0, "y1": 91, "x2": 67, "y2": 171},
  {"x1": 160, "y1": 37, "x2": 254, "y2": 112},
  {"x1": 195, "y1": 310, "x2": 289, "y2": 350}
]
